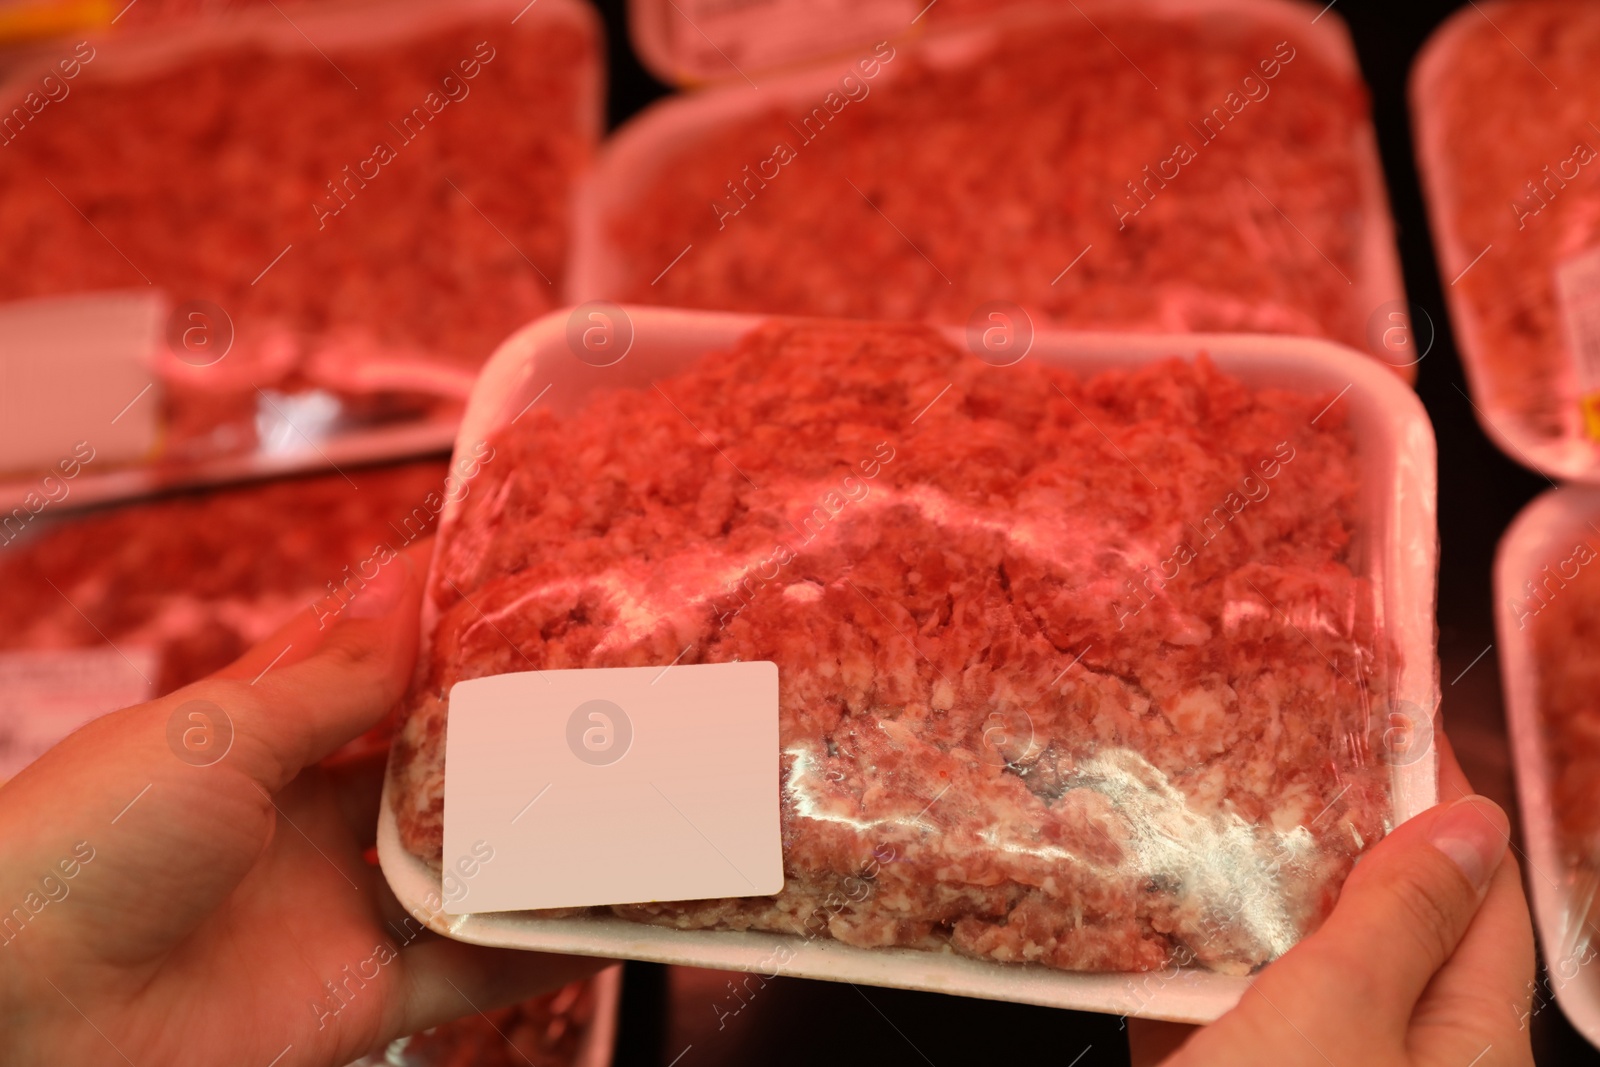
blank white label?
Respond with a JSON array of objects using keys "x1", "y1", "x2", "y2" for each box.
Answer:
[{"x1": 442, "y1": 661, "x2": 783, "y2": 915}]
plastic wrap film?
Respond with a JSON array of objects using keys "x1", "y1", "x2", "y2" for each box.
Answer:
[
  {"x1": 391, "y1": 319, "x2": 1400, "y2": 976},
  {"x1": 587, "y1": 6, "x2": 1403, "y2": 368},
  {"x1": 0, "y1": 0, "x2": 596, "y2": 477},
  {"x1": 1414, "y1": 0, "x2": 1600, "y2": 478}
]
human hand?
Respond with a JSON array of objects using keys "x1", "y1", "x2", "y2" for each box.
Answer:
[
  {"x1": 1133, "y1": 734, "x2": 1536, "y2": 1067},
  {"x1": 0, "y1": 544, "x2": 601, "y2": 1066}
]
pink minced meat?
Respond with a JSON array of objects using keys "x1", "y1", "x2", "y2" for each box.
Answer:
[
  {"x1": 609, "y1": 13, "x2": 1380, "y2": 359},
  {"x1": 392, "y1": 321, "x2": 1391, "y2": 974}
]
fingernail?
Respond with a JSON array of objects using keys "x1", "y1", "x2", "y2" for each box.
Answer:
[
  {"x1": 1427, "y1": 795, "x2": 1510, "y2": 893},
  {"x1": 348, "y1": 558, "x2": 411, "y2": 620}
]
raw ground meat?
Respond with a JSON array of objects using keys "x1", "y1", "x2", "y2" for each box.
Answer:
[
  {"x1": 1415, "y1": 0, "x2": 1600, "y2": 466},
  {"x1": 1528, "y1": 524, "x2": 1600, "y2": 865},
  {"x1": 347, "y1": 977, "x2": 600, "y2": 1067},
  {"x1": 0, "y1": 14, "x2": 593, "y2": 462},
  {"x1": 392, "y1": 320, "x2": 1393, "y2": 975},
  {"x1": 605, "y1": 10, "x2": 1384, "y2": 360},
  {"x1": 0, "y1": 461, "x2": 446, "y2": 694}
]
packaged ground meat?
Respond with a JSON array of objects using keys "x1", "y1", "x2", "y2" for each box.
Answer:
[
  {"x1": 1497, "y1": 486, "x2": 1600, "y2": 1045},
  {"x1": 1413, "y1": 0, "x2": 1600, "y2": 479},
  {"x1": 0, "y1": 0, "x2": 598, "y2": 498},
  {"x1": 380, "y1": 308, "x2": 1438, "y2": 1020},
  {"x1": 577, "y1": 2, "x2": 1409, "y2": 373}
]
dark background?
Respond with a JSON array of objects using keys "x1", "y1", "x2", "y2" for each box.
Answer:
[{"x1": 589, "y1": 0, "x2": 1573, "y2": 1062}]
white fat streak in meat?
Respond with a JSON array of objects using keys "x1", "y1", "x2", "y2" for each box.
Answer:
[
  {"x1": 784, "y1": 744, "x2": 883, "y2": 834},
  {"x1": 469, "y1": 480, "x2": 1162, "y2": 653},
  {"x1": 787, "y1": 738, "x2": 1312, "y2": 962}
]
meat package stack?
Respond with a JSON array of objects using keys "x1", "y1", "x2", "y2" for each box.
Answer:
[
  {"x1": 0, "y1": 0, "x2": 600, "y2": 510},
  {"x1": 1414, "y1": 0, "x2": 1600, "y2": 1044}
]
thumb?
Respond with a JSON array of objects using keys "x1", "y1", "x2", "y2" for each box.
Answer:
[
  {"x1": 1255, "y1": 794, "x2": 1510, "y2": 1033},
  {"x1": 210, "y1": 544, "x2": 426, "y2": 793}
]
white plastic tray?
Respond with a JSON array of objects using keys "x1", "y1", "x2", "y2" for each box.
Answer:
[
  {"x1": 0, "y1": 0, "x2": 601, "y2": 514},
  {"x1": 378, "y1": 306, "x2": 1439, "y2": 1024},
  {"x1": 1495, "y1": 486, "x2": 1600, "y2": 1049},
  {"x1": 577, "y1": 0, "x2": 1411, "y2": 379}
]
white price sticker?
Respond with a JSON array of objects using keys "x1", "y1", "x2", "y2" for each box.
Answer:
[{"x1": 442, "y1": 661, "x2": 782, "y2": 915}]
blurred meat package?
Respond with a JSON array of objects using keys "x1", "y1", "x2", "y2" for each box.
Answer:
[
  {"x1": 1415, "y1": 0, "x2": 1600, "y2": 478},
  {"x1": 579, "y1": 1, "x2": 1408, "y2": 370},
  {"x1": 0, "y1": 0, "x2": 598, "y2": 486},
  {"x1": 1497, "y1": 487, "x2": 1600, "y2": 1044}
]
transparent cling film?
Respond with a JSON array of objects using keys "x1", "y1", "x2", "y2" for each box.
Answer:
[{"x1": 388, "y1": 315, "x2": 1438, "y2": 984}]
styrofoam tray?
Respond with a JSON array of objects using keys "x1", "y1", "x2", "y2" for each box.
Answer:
[
  {"x1": 1495, "y1": 486, "x2": 1600, "y2": 1048},
  {"x1": 0, "y1": 0, "x2": 601, "y2": 513},
  {"x1": 378, "y1": 306, "x2": 1439, "y2": 1024},
  {"x1": 576, "y1": 0, "x2": 1412, "y2": 380},
  {"x1": 1411, "y1": 1, "x2": 1600, "y2": 480}
]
